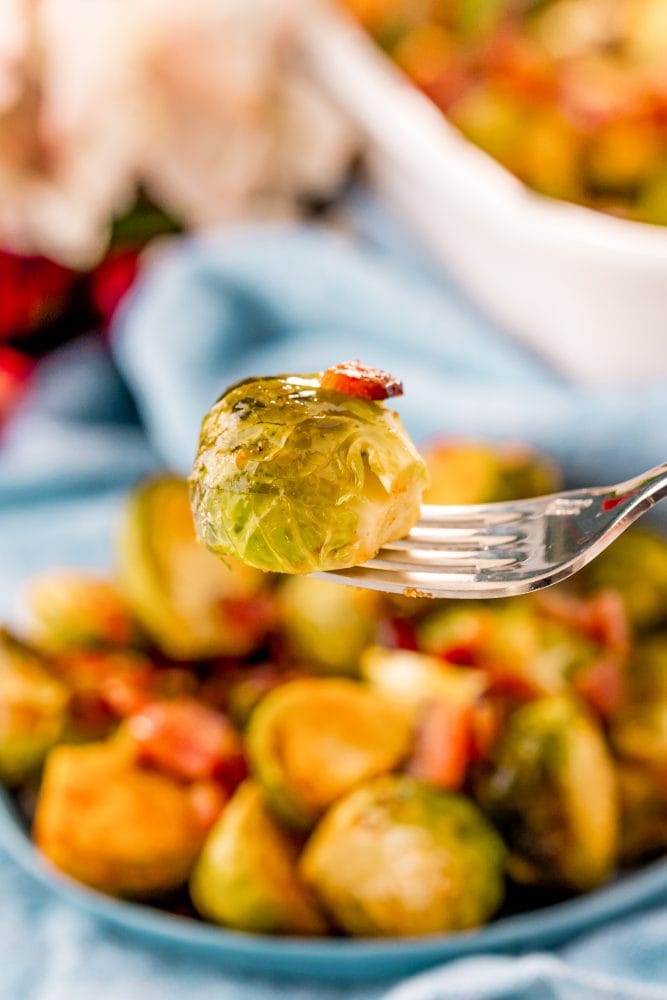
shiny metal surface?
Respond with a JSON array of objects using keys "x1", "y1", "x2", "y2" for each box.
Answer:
[{"x1": 318, "y1": 462, "x2": 667, "y2": 599}]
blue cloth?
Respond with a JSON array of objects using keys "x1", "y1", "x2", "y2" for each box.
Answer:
[{"x1": 0, "y1": 215, "x2": 666, "y2": 999}]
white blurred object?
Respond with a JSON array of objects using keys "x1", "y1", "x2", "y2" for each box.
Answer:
[
  {"x1": 0, "y1": 0, "x2": 357, "y2": 267},
  {"x1": 301, "y1": 9, "x2": 667, "y2": 387}
]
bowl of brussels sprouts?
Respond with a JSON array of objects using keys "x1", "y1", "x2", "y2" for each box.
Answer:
[
  {"x1": 1, "y1": 442, "x2": 667, "y2": 982},
  {"x1": 301, "y1": 2, "x2": 667, "y2": 385}
]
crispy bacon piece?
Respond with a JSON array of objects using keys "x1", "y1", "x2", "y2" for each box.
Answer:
[
  {"x1": 408, "y1": 698, "x2": 473, "y2": 790},
  {"x1": 129, "y1": 698, "x2": 246, "y2": 789},
  {"x1": 320, "y1": 361, "x2": 403, "y2": 400}
]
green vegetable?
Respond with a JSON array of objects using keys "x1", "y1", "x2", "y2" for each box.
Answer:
[
  {"x1": 477, "y1": 696, "x2": 619, "y2": 890},
  {"x1": 190, "y1": 782, "x2": 327, "y2": 934},
  {"x1": 301, "y1": 775, "x2": 506, "y2": 936},
  {"x1": 579, "y1": 530, "x2": 667, "y2": 629},
  {"x1": 26, "y1": 573, "x2": 138, "y2": 652},
  {"x1": 34, "y1": 738, "x2": 208, "y2": 896},
  {"x1": 117, "y1": 476, "x2": 270, "y2": 659},
  {"x1": 0, "y1": 630, "x2": 68, "y2": 784},
  {"x1": 247, "y1": 677, "x2": 413, "y2": 829},
  {"x1": 280, "y1": 576, "x2": 379, "y2": 676},
  {"x1": 189, "y1": 374, "x2": 427, "y2": 574}
]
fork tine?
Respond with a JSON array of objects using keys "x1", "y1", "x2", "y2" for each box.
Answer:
[
  {"x1": 417, "y1": 506, "x2": 525, "y2": 525},
  {"x1": 403, "y1": 526, "x2": 525, "y2": 547}
]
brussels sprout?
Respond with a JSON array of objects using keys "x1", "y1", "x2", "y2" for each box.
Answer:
[
  {"x1": 26, "y1": 573, "x2": 139, "y2": 652},
  {"x1": 477, "y1": 696, "x2": 618, "y2": 891},
  {"x1": 624, "y1": 635, "x2": 667, "y2": 705},
  {"x1": 617, "y1": 761, "x2": 667, "y2": 864},
  {"x1": 419, "y1": 601, "x2": 597, "y2": 697},
  {"x1": 612, "y1": 703, "x2": 667, "y2": 773},
  {"x1": 421, "y1": 441, "x2": 560, "y2": 505},
  {"x1": 360, "y1": 646, "x2": 486, "y2": 714},
  {"x1": 189, "y1": 370, "x2": 428, "y2": 574},
  {"x1": 301, "y1": 775, "x2": 506, "y2": 936},
  {"x1": 190, "y1": 781, "x2": 327, "y2": 934},
  {"x1": 0, "y1": 630, "x2": 69, "y2": 784},
  {"x1": 280, "y1": 577, "x2": 379, "y2": 676},
  {"x1": 34, "y1": 738, "x2": 209, "y2": 896},
  {"x1": 117, "y1": 476, "x2": 272, "y2": 660},
  {"x1": 247, "y1": 677, "x2": 413, "y2": 829},
  {"x1": 579, "y1": 530, "x2": 667, "y2": 629}
]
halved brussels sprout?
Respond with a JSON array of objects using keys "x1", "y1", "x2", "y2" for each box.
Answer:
[
  {"x1": 477, "y1": 696, "x2": 618, "y2": 891},
  {"x1": 360, "y1": 646, "x2": 486, "y2": 715},
  {"x1": 301, "y1": 775, "x2": 506, "y2": 936},
  {"x1": 189, "y1": 370, "x2": 428, "y2": 574},
  {"x1": 280, "y1": 577, "x2": 380, "y2": 676},
  {"x1": 34, "y1": 738, "x2": 209, "y2": 896},
  {"x1": 0, "y1": 630, "x2": 69, "y2": 784},
  {"x1": 117, "y1": 476, "x2": 272, "y2": 660},
  {"x1": 26, "y1": 573, "x2": 139, "y2": 652},
  {"x1": 247, "y1": 677, "x2": 413, "y2": 829},
  {"x1": 421, "y1": 441, "x2": 560, "y2": 505},
  {"x1": 579, "y1": 530, "x2": 667, "y2": 629},
  {"x1": 190, "y1": 781, "x2": 327, "y2": 934}
]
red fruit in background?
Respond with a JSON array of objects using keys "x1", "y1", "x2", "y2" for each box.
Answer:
[
  {"x1": 0, "y1": 348, "x2": 33, "y2": 425},
  {"x1": 91, "y1": 249, "x2": 140, "y2": 330},
  {"x1": 0, "y1": 251, "x2": 76, "y2": 341}
]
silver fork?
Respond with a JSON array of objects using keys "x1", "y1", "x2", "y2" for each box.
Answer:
[{"x1": 317, "y1": 462, "x2": 667, "y2": 600}]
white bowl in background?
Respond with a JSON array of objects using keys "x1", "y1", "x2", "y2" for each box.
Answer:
[{"x1": 301, "y1": 10, "x2": 667, "y2": 386}]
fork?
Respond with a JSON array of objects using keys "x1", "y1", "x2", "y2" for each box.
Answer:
[{"x1": 317, "y1": 462, "x2": 667, "y2": 600}]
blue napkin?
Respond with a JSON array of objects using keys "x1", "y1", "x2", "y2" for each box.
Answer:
[{"x1": 0, "y1": 213, "x2": 666, "y2": 1000}]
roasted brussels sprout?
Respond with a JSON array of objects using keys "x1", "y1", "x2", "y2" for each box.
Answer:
[
  {"x1": 361, "y1": 646, "x2": 486, "y2": 714},
  {"x1": 189, "y1": 366, "x2": 428, "y2": 574},
  {"x1": 247, "y1": 677, "x2": 413, "y2": 829},
  {"x1": 617, "y1": 761, "x2": 667, "y2": 864},
  {"x1": 280, "y1": 577, "x2": 379, "y2": 675},
  {"x1": 623, "y1": 635, "x2": 667, "y2": 705},
  {"x1": 418, "y1": 601, "x2": 597, "y2": 697},
  {"x1": 117, "y1": 476, "x2": 272, "y2": 660},
  {"x1": 477, "y1": 696, "x2": 618, "y2": 891},
  {"x1": 301, "y1": 775, "x2": 506, "y2": 936},
  {"x1": 190, "y1": 781, "x2": 327, "y2": 934},
  {"x1": 26, "y1": 573, "x2": 138, "y2": 652},
  {"x1": 0, "y1": 631, "x2": 68, "y2": 784},
  {"x1": 580, "y1": 530, "x2": 667, "y2": 629},
  {"x1": 34, "y1": 738, "x2": 210, "y2": 896},
  {"x1": 421, "y1": 441, "x2": 559, "y2": 505}
]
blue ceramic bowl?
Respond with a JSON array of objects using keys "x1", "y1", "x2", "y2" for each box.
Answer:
[{"x1": 2, "y1": 786, "x2": 667, "y2": 982}]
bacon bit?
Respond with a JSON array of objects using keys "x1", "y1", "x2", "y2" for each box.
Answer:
[
  {"x1": 574, "y1": 656, "x2": 624, "y2": 719},
  {"x1": 408, "y1": 698, "x2": 473, "y2": 790},
  {"x1": 320, "y1": 361, "x2": 403, "y2": 400},
  {"x1": 537, "y1": 589, "x2": 630, "y2": 655},
  {"x1": 469, "y1": 699, "x2": 501, "y2": 763},
  {"x1": 129, "y1": 698, "x2": 246, "y2": 788},
  {"x1": 376, "y1": 617, "x2": 418, "y2": 650}
]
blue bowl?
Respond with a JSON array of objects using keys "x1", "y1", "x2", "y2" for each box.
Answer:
[{"x1": 1, "y1": 787, "x2": 666, "y2": 982}]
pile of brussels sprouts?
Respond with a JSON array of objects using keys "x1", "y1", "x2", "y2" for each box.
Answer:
[
  {"x1": 349, "y1": 0, "x2": 667, "y2": 225},
  {"x1": 2, "y1": 443, "x2": 667, "y2": 938}
]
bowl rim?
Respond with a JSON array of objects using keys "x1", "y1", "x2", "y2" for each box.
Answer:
[
  {"x1": 303, "y1": 6, "x2": 667, "y2": 263},
  {"x1": 2, "y1": 786, "x2": 667, "y2": 981}
]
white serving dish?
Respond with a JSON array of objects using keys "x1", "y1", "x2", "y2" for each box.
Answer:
[{"x1": 301, "y1": 9, "x2": 667, "y2": 386}]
